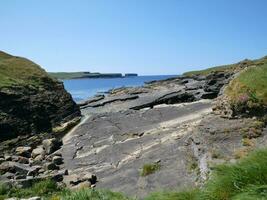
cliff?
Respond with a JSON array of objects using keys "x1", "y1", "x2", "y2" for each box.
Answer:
[{"x1": 0, "y1": 51, "x2": 81, "y2": 141}]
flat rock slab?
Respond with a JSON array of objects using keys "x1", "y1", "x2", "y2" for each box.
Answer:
[
  {"x1": 81, "y1": 87, "x2": 184, "y2": 115},
  {"x1": 62, "y1": 100, "x2": 212, "y2": 198}
]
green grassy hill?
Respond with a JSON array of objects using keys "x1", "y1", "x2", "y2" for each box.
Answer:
[
  {"x1": 0, "y1": 51, "x2": 53, "y2": 88},
  {"x1": 226, "y1": 60, "x2": 267, "y2": 107}
]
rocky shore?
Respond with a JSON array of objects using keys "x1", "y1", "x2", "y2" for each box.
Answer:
[
  {"x1": 61, "y1": 61, "x2": 265, "y2": 198},
  {"x1": 1, "y1": 53, "x2": 266, "y2": 199}
]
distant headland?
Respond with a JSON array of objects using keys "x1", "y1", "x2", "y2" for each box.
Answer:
[{"x1": 49, "y1": 72, "x2": 138, "y2": 79}]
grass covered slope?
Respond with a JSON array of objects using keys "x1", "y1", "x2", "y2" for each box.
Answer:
[
  {"x1": 0, "y1": 51, "x2": 52, "y2": 88},
  {"x1": 226, "y1": 62, "x2": 267, "y2": 115}
]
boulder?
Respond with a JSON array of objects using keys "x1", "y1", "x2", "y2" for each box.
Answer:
[
  {"x1": 27, "y1": 166, "x2": 41, "y2": 177},
  {"x1": 31, "y1": 146, "x2": 45, "y2": 158},
  {"x1": 71, "y1": 181, "x2": 91, "y2": 190},
  {"x1": 15, "y1": 146, "x2": 32, "y2": 158},
  {"x1": 4, "y1": 155, "x2": 12, "y2": 161},
  {"x1": 0, "y1": 157, "x2": 5, "y2": 164},
  {"x1": 42, "y1": 138, "x2": 62, "y2": 155},
  {"x1": 43, "y1": 162, "x2": 59, "y2": 171},
  {"x1": 52, "y1": 156, "x2": 63, "y2": 165},
  {"x1": 0, "y1": 161, "x2": 38, "y2": 176},
  {"x1": 63, "y1": 173, "x2": 97, "y2": 187},
  {"x1": 3, "y1": 172, "x2": 15, "y2": 179},
  {"x1": 12, "y1": 156, "x2": 29, "y2": 164}
]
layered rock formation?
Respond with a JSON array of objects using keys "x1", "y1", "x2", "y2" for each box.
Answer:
[{"x1": 0, "y1": 51, "x2": 81, "y2": 141}]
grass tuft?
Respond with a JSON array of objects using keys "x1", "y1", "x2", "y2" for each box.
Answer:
[
  {"x1": 141, "y1": 163, "x2": 161, "y2": 176},
  {"x1": 144, "y1": 189, "x2": 199, "y2": 200}
]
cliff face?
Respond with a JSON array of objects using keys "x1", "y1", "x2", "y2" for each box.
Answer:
[{"x1": 0, "y1": 51, "x2": 81, "y2": 141}]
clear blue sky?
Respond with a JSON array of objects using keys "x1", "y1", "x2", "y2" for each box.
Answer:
[{"x1": 1, "y1": 0, "x2": 267, "y2": 75}]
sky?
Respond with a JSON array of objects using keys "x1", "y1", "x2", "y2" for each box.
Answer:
[{"x1": 0, "y1": 0, "x2": 267, "y2": 75}]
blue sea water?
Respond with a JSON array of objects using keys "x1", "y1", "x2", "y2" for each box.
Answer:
[{"x1": 63, "y1": 75, "x2": 177, "y2": 102}]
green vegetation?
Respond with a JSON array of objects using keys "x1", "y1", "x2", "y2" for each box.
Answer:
[
  {"x1": 0, "y1": 179, "x2": 64, "y2": 200},
  {"x1": 0, "y1": 51, "x2": 53, "y2": 88},
  {"x1": 226, "y1": 63, "x2": 267, "y2": 113},
  {"x1": 144, "y1": 189, "x2": 199, "y2": 200},
  {"x1": 0, "y1": 179, "x2": 132, "y2": 200},
  {"x1": 200, "y1": 149, "x2": 267, "y2": 200},
  {"x1": 184, "y1": 63, "x2": 236, "y2": 76},
  {"x1": 141, "y1": 163, "x2": 161, "y2": 176}
]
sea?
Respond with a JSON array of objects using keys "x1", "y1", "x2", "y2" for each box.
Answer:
[{"x1": 62, "y1": 75, "x2": 177, "y2": 102}]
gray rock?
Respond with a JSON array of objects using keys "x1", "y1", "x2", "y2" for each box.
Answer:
[
  {"x1": 27, "y1": 166, "x2": 41, "y2": 177},
  {"x1": 63, "y1": 173, "x2": 97, "y2": 187},
  {"x1": 52, "y1": 156, "x2": 63, "y2": 165},
  {"x1": 4, "y1": 155, "x2": 12, "y2": 161},
  {"x1": 15, "y1": 146, "x2": 32, "y2": 158},
  {"x1": 3, "y1": 172, "x2": 15, "y2": 179},
  {"x1": 43, "y1": 138, "x2": 62, "y2": 155},
  {"x1": 33, "y1": 154, "x2": 44, "y2": 164},
  {"x1": 12, "y1": 156, "x2": 29, "y2": 164},
  {"x1": 71, "y1": 181, "x2": 91, "y2": 190},
  {"x1": 0, "y1": 161, "x2": 39, "y2": 176},
  {"x1": 0, "y1": 157, "x2": 5, "y2": 164},
  {"x1": 15, "y1": 174, "x2": 26, "y2": 180},
  {"x1": 43, "y1": 162, "x2": 59, "y2": 171},
  {"x1": 31, "y1": 146, "x2": 45, "y2": 158},
  {"x1": 78, "y1": 95, "x2": 105, "y2": 107}
]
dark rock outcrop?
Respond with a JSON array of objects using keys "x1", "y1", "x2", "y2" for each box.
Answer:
[{"x1": 0, "y1": 51, "x2": 81, "y2": 141}]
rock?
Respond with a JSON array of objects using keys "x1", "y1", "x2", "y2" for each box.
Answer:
[
  {"x1": 15, "y1": 146, "x2": 32, "y2": 158},
  {"x1": 78, "y1": 95, "x2": 105, "y2": 107},
  {"x1": 0, "y1": 161, "x2": 39, "y2": 176},
  {"x1": 71, "y1": 181, "x2": 91, "y2": 190},
  {"x1": 0, "y1": 157, "x2": 5, "y2": 164},
  {"x1": 21, "y1": 197, "x2": 41, "y2": 200},
  {"x1": 31, "y1": 146, "x2": 45, "y2": 158},
  {"x1": 63, "y1": 173, "x2": 97, "y2": 187},
  {"x1": 51, "y1": 172, "x2": 64, "y2": 182},
  {"x1": 12, "y1": 156, "x2": 29, "y2": 164},
  {"x1": 38, "y1": 168, "x2": 45, "y2": 174},
  {"x1": 43, "y1": 138, "x2": 62, "y2": 155},
  {"x1": 43, "y1": 162, "x2": 59, "y2": 171},
  {"x1": 63, "y1": 174, "x2": 80, "y2": 186},
  {"x1": 33, "y1": 155, "x2": 44, "y2": 164},
  {"x1": 4, "y1": 155, "x2": 12, "y2": 161},
  {"x1": 0, "y1": 161, "x2": 13, "y2": 174},
  {"x1": 59, "y1": 169, "x2": 68, "y2": 175},
  {"x1": 52, "y1": 156, "x2": 63, "y2": 165},
  {"x1": 27, "y1": 166, "x2": 41, "y2": 177},
  {"x1": 3, "y1": 172, "x2": 15, "y2": 179},
  {"x1": 15, "y1": 174, "x2": 27, "y2": 180}
]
